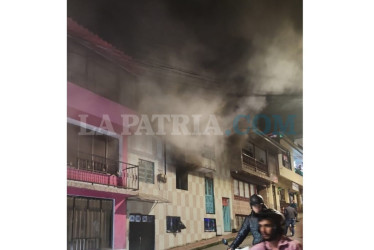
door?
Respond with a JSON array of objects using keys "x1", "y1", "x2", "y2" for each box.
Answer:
[
  {"x1": 129, "y1": 214, "x2": 155, "y2": 250},
  {"x1": 222, "y1": 198, "x2": 231, "y2": 232},
  {"x1": 67, "y1": 196, "x2": 113, "y2": 250},
  {"x1": 272, "y1": 185, "x2": 277, "y2": 210}
]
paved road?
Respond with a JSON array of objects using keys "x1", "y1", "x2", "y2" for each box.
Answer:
[{"x1": 204, "y1": 215, "x2": 303, "y2": 249}]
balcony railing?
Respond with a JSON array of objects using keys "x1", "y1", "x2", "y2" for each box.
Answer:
[
  {"x1": 67, "y1": 152, "x2": 139, "y2": 190},
  {"x1": 242, "y1": 151, "x2": 269, "y2": 174}
]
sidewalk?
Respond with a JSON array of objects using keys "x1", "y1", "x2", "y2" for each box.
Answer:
[{"x1": 168, "y1": 213, "x2": 303, "y2": 250}]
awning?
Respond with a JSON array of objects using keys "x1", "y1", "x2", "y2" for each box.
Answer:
[{"x1": 127, "y1": 193, "x2": 170, "y2": 203}]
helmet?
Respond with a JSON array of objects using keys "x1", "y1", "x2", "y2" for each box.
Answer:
[
  {"x1": 257, "y1": 210, "x2": 286, "y2": 237},
  {"x1": 249, "y1": 194, "x2": 264, "y2": 206}
]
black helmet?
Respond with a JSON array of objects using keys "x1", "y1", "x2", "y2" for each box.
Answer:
[
  {"x1": 249, "y1": 194, "x2": 264, "y2": 206},
  {"x1": 257, "y1": 209, "x2": 286, "y2": 237}
]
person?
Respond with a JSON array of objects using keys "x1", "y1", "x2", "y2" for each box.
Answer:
[
  {"x1": 289, "y1": 201, "x2": 299, "y2": 222},
  {"x1": 228, "y1": 194, "x2": 273, "y2": 250},
  {"x1": 283, "y1": 203, "x2": 298, "y2": 236},
  {"x1": 251, "y1": 210, "x2": 302, "y2": 250}
]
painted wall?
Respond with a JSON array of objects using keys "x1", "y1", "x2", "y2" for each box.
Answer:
[
  {"x1": 67, "y1": 81, "x2": 137, "y2": 249},
  {"x1": 67, "y1": 81, "x2": 136, "y2": 174},
  {"x1": 68, "y1": 187, "x2": 130, "y2": 250},
  {"x1": 126, "y1": 136, "x2": 233, "y2": 250}
]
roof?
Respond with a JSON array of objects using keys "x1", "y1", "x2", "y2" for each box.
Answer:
[{"x1": 67, "y1": 17, "x2": 140, "y2": 75}]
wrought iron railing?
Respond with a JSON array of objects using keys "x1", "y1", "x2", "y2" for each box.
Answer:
[
  {"x1": 242, "y1": 151, "x2": 269, "y2": 175},
  {"x1": 67, "y1": 152, "x2": 139, "y2": 190}
]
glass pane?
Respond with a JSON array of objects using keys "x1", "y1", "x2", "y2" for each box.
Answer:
[
  {"x1": 244, "y1": 142, "x2": 254, "y2": 158},
  {"x1": 255, "y1": 146, "x2": 266, "y2": 164},
  {"x1": 107, "y1": 137, "x2": 119, "y2": 161},
  {"x1": 79, "y1": 133, "x2": 93, "y2": 155},
  {"x1": 244, "y1": 183, "x2": 250, "y2": 198},
  {"x1": 239, "y1": 181, "x2": 244, "y2": 197},
  {"x1": 234, "y1": 180, "x2": 239, "y2": 196},
  {"x1": 250, "y1": 184, "x2": 256, "y2": 195},
  {"x1": 139, "y1": 159, "x2": 154, "y2": 184}
]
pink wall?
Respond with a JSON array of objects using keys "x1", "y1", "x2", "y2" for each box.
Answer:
[
  {"x1": 68, "y1": 187, "x2": 130, "y2": 249},
  {"x1": 67, "y1": 81, "x2": 137, "y2": 249},
  {"x1": 67, "y1": 81, "x2": 135, "y2": 164}
]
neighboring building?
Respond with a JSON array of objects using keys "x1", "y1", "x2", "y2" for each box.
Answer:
[
  {"x1": 272, "y1": 134, "x2": 303, "y2": 212},
  {"x1": 67, "y1": 18, "x2": 140, "y2": 250},
  {"x1": 226, "y1": 132, "x2": 286, "y2": 230}
]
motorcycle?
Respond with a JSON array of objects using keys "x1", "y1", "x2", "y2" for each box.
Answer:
[{"x1": 221, "y1": 238, "x2": 250, "y2": 250}]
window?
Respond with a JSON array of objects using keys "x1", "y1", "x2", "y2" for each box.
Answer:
[
  {"x1": 255, "y1": 146, "x2": 267, "y2": 164},
  {"x1": 204, "y1": 218, "x2": 216, "y2": 232},
  {"x1": 250, "y1": 184, "x2": 256, "y2": 195},
  {"x1": 67, "y1": 123, "x2": 119, "y2": 175},
  {"x1": 239, "y1": 181, "x2": 244, "y2": 197},
  {"x1": 244, "y1": 183, "x2": 250, "y2": 198},
  {"x1": 235, "y1": 215, "x2": 247, "y2": 229},
  {"x1": 233, "y1": 179, "x2": 257, "y2": 199},
  {"x1": 166, "y1": 216, "x2": 186, "y2": 233},
  {"x1": 205, "y1": 178, "x2": 215, "y2": 214},
  {"x1": 242, "y1": 142, "x2": 268, "y2": 173},
  {"x1": 176, "y1": 168, "x2": 188, "y2": 190},
  {"x1": 282, "y1": 153, "x2": 292, "y2": 170},
  {"x1": 138, "y1": 159, "x2": 154, "y2": 184},
  {"x1": 243, "y1": 142, "x2": 254, "y2": 158},
  {"x1": 234, "y1": 179, "x2": 239, "y2": 196}
]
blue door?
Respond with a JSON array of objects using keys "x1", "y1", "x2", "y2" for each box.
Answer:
[{"x1": 222, "y1": 198, "x2": 231, "y2": 232}]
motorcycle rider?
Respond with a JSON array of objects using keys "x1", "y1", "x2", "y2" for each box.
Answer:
[
  {"x1": 251, "y1": 210, "x2": 302, "y2": 250},
  {"x1": 228, "y1": 194, "x2": 272, "y2": 250}
]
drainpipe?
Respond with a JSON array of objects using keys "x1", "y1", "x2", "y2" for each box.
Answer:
[{"x1": 163, "y1": 139, "x2": 167, "y2": 175}]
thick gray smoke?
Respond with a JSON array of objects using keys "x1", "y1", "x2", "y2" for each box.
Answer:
[{"x1": 67, "y1": 0, "x2": 302, "y2": 156}]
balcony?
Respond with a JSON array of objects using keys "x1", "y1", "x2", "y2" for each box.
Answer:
[
  {"x1": 67, "y1": 152, "x2": 139, "y2": 190},
  {"x1": 279, "y1": 165, "x2": 303, "y2": 186},
  {"x1": 242, "y1": 151, "x2": 269, "y2": 175}
]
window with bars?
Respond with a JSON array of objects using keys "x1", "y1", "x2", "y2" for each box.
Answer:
[
  {"x1": 138, "y1": 159, "x2": 154, "y2": 184},
  {"x1": 67, "y1": 123, "x2": 120, "y2": 175}
]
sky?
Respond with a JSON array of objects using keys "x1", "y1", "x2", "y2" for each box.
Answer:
[{"x1": 67, "y1": 0, "x2": 303, "y2": 139}]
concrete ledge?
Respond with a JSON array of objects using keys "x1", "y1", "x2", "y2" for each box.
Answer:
[{"x1": 67, "y1": 180, "x2": 139, "y2": 196}]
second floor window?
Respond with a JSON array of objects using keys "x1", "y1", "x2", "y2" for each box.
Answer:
[
  {"x1": 67, "y1": 123, "x2": 119, "y2": 175},
  {"x1": 282, "y1": 153, "x2": 292, "y2": 170},
  {"x1": 255, "y1": 146, "x2": 267, "y2": 164},
  {"x1": 138, "y1": 159, "x2": 154, "y2": 184},
  {"x1": 176, "y1": 167, "x2": 188, "y2": 190}
]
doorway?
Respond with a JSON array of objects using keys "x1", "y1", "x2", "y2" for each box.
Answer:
[
  {"x1": 129, "y1": 214, "x2": 155, "y2": 250},
  {"x1": 222, "y1": 198, "x2": 231, "y2": 232}
]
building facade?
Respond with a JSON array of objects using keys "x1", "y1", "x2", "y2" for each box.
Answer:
[{"x1": 67, "y1": 18, "x2": 140, "y2": 250}]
